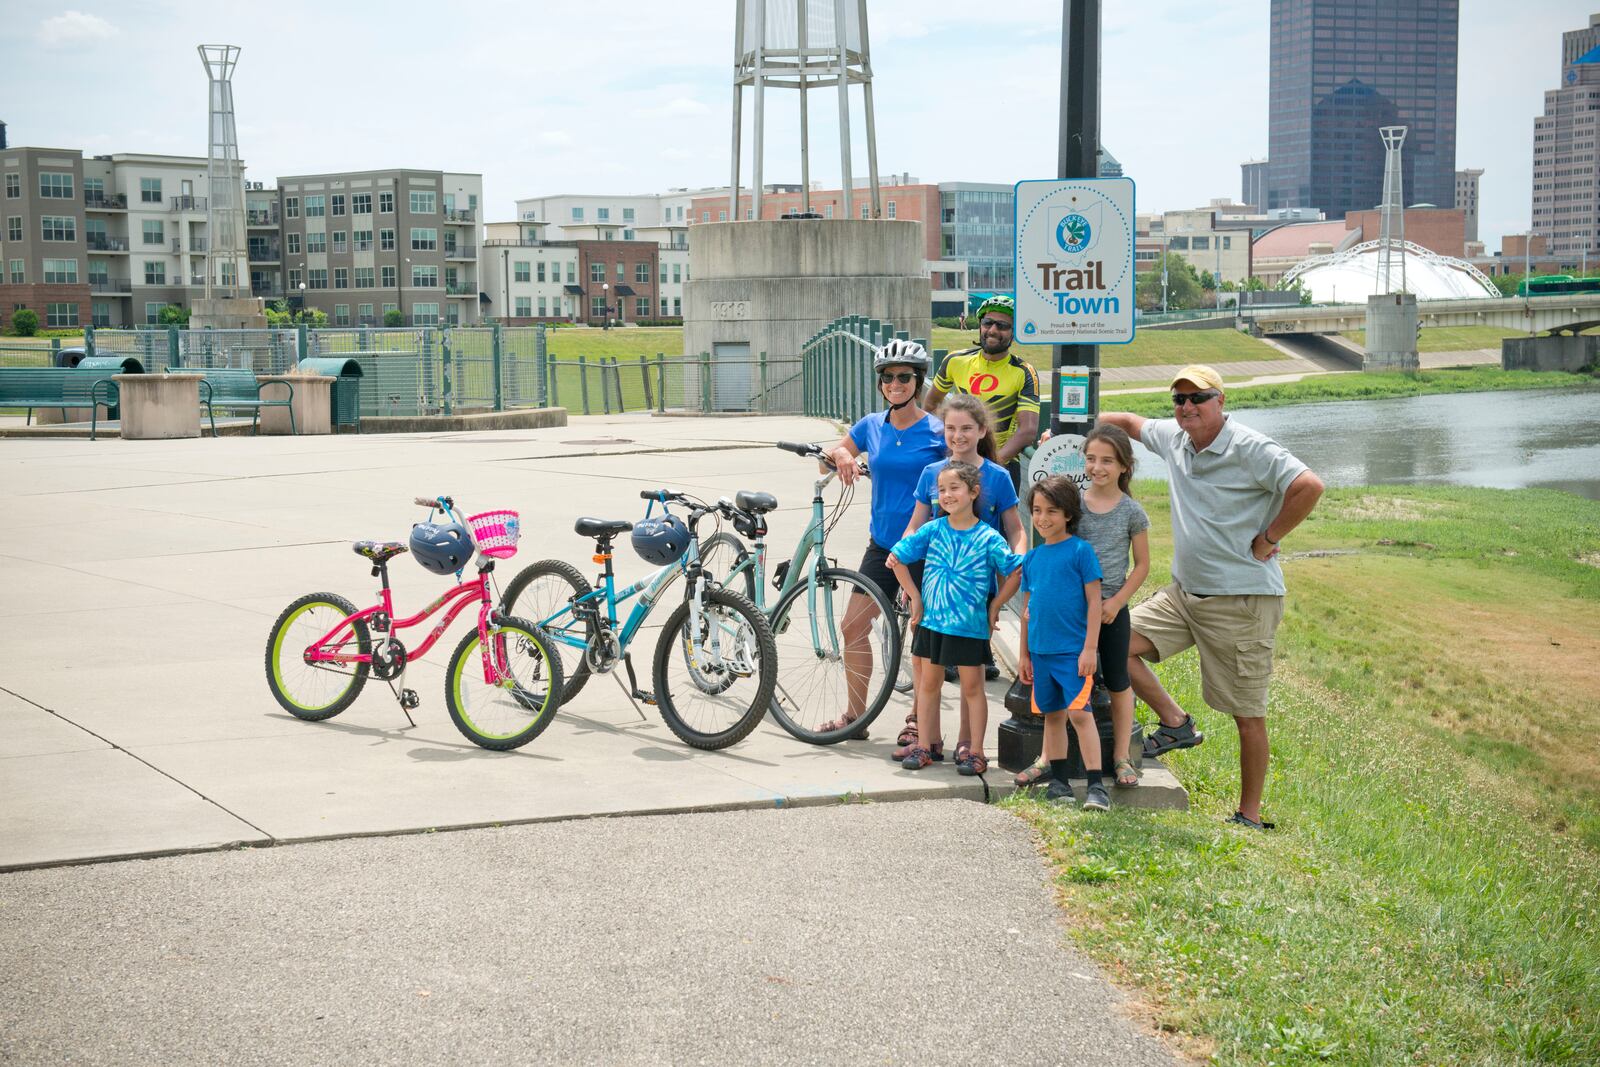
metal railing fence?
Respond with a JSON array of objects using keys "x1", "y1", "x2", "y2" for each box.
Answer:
[{"x1": 799, "y1": 315, "x2": 937, "y2": 425}]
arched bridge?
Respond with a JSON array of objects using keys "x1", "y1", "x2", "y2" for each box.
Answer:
[{"x1": 1238, "y1": 294, "x2": 1600, "y2": 337}]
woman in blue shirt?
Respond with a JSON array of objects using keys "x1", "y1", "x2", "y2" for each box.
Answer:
[{"x1": 820, "y1": 340, "x2": 946, "y2": 738}]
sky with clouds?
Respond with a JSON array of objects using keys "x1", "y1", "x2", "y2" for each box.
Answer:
[{"x1": 1, "y1": 0, "x2": 1587, "y2": 249}]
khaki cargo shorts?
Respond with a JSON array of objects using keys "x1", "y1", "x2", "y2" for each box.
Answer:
[{"x1": 1129, "y1": 583, "x2": 1285, "y2": 718}]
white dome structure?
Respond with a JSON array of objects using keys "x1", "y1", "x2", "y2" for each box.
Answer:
[{"x1": 1282, "y1": 240, "x2": 1499, "y2": 302}]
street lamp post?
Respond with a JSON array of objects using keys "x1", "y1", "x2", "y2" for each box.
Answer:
[{"x1": 602, "y1": 281, "x2": 611, "y2": 330}]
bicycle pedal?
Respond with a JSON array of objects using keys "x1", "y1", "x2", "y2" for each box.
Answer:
[
  {"x1": 632, "y1": 689, "x2": 657, "y2": 706},
  {"x1": 399, "y1": 689, "x2": 419, "y2": 710}
]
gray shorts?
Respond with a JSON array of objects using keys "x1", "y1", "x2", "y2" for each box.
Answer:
[{"x1": 1129, "y1": 583, "x2": 1285, "y2": 718}]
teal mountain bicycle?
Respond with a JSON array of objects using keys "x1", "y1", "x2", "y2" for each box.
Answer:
[
  {"x1": 499, "y1": 490, "x2": 778, "y2": 750},
  {"x1": 695, "y1": 441, "x2": 904, "y2": 745}
]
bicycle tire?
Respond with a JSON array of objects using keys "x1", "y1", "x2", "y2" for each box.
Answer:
[
  {"x1": 264, "y1": 592, "x2": 370, "y2": 721},
  {"x1": 768, "y1": 567, "x2": 901, "y2": 744},
  {"x1": 887, "y1": 592, "x2": 915, "y2": 695},
  {"x1": 697, "y1": 531, "x2": 755, "y2": 601},
  {"x1": 499, "y1": 558, "x2": 596, "y2": 701},
  {"x1": 445, "y1": 616, "x2": 565, "y2": 751},
  {"x1": 652, "y1": 586, "x2": 777, "y2": 750}
]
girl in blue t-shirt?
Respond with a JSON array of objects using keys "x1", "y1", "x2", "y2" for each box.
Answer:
[
  {"x1": 888, "y1": 462, "x2": 1022, "y2": 776},
  {"x1": 1016, "y1": 475, "x2": 1109, "y2": 810}
]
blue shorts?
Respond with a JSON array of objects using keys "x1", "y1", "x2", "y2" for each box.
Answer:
[{"x1": 1030, "y1": 651, "x2": 1093, "y2": 715}]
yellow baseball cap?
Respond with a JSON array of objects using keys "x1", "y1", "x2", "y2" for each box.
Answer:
[{"x1": 1170, "y1": 364, "x2": 1225, "y2": 392}]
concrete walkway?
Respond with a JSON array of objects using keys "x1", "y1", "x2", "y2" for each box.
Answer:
[{"x1": 0, "y1": 414, "x2": 1181, "y2": 872}]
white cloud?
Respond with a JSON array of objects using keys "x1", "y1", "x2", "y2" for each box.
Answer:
[
  {"x1": 38, "y1": 11, "x2": 115, "y2": 47},
  {"x1": 538, "y1": 130, "x2": 574, "y2": 147},
  {"x1": 649, "y1": 98, "x2": 710, "y2": 118}
]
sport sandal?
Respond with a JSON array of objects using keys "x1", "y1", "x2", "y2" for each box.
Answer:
[
  {"x1": 1226, "y1": 811, "x2": 1276, "y2": 831},
  {"x1": 1113, "y1": 757, "x2": 1139, "y2": 788},
  {"x1": 1015, "y1": 755, "x2": 1051, "y2": 788},
  {"x1": 1142, "y1": 714, "x2": 1204, "y2": 758},
  {"x1": 901, "y1": 745, "x2": 935, "y2": 770}
]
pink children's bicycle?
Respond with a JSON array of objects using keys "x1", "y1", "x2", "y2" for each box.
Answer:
[{"x1": 264, "y1": 495, "x2": 564, "y2": 750}]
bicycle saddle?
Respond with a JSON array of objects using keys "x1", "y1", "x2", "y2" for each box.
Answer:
[
  {"x1": 574, "y1": 517, "x2": 634, "y2": 539},
  {"x1": 353, "y1": 540, "x2": 409, "y2": 563},
  {"x1": 735, "y1": 490, "x2": 778, "y2": 514}
]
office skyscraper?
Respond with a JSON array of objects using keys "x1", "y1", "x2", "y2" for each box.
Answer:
[
  {"x1": 1267, "y1": 0, "x2": 1459, "y2": 220},
  {"x1": 1531, "y1": 14, "x2": 1600, "y2": 257}
]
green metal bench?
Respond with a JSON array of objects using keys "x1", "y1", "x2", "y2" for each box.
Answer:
[
  {"x1": 198, "y1": 370, "x2": 295, "y2": 437},
  {"x1": 0, "y1": 368, "x2": 120, "y2": 440}
]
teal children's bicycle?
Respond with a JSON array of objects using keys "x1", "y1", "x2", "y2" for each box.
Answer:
[
  {"x1": 695, "y1": 441, "x2": 904, "y2": 745},
  {"x1": 498, "y1": 490, "x2": 778, "y2": 750}
]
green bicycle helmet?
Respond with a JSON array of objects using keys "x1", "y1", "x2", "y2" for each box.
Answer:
[{"x1": 974, "y1": 294, "x2": 1015, "y2": 321}]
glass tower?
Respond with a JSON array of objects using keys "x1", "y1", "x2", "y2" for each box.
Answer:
[{"x1": 1267, "y1": 0, "x2": 1458, "y2": 220}]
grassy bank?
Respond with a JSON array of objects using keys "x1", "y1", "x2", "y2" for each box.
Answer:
[
  {"x1": 1342, "y1": 325, "x2": 1531, "y2": 354},
  {"x1": 1007, "y1": 483, "x2": 1600, "y2": 1064},
  {"x1": 931, "y1": 325, "x2": 1279, "y2": 370},
  {"x1": 1108, "y1": 367, "x2": 1598, "y2": 418}
]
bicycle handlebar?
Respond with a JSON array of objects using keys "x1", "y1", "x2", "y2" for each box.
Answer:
[
  {"x1": 414, "y1": 496, "x2": 440, "y2": 508},
  {"x1": 640, "y1": 489, "x2": 691, "y2": 503},
  {"x1": 776, "y1": 440, "x2": 820, "y2": 457}
]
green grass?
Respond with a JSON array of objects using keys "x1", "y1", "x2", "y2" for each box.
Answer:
[
  {"x1": 1008, "y1": 482, "x2": 1600, "y2": 1065},
  {"x1": 931, "y1": 325, "x2": 1280, "y2": 369},
  {"x1": 1108, "y1": 367, "x2": 1599, "y2": 418},
  {"x1": 1342, "y1": 325, "x2": 1530, "y2": 354}
]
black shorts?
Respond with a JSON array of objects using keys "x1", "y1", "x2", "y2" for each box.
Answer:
[
  {"x1": 912, "y1": 627, "x2": 990, "y2": 667},
  {"x1": 1098, "y1": 604, "x2": 1131, "y2": 692},
  {"x1": 858, "y1": 543, "x2": 922, "y2": 608}
]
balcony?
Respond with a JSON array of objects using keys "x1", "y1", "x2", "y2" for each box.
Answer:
[
  {"x1": 170, "y1": 195, "x2": 207, "y2": 213},
  {"x1": 446, "y1": 284, "x2": 478, "y2": 296},
  {"x1": 484, "y1": 238, "x2": 546, "y2": 248},
  {"x1": 248, "y1": 242, "x2": 281, "y2": 263},
  {"x1": 252, "y1": 284, "x2": 283, "y2": 299},
  {"x1": 85, "y1": 192, "x2": 128, "y2": 211},
  {"x1": 247, "y1": 207, "x2": 280, "y2": 227},
  {"x1": 188, "y1": 274, "x2": 209, "y2": 287},
  {"x1": 444, "y1": 208, "x2": 475, "y2": 223},
  {"x1": 446, "y1": 245, "x2": 477, "y2": 260},
  {"x1": 87, "y1": 234, "x2": 130, "y2": 252},
  {"x1": 89, "y1": 276, "x2": 132, "y2": 294},
  {"x1": 172, "y1": 237, "x2": 210, "y2": 253}
]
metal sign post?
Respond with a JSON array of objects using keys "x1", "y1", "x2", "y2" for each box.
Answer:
[{"x1": 1056, "y1": 0, "x2": 1101, "y2": 440}]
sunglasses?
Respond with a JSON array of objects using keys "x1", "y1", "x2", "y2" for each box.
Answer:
[
  {"x1": 879, "y1": 371, "x2": 916, "y2": 384},
  {"x1": 979, "y1": 318, "x2": 1013, "y2": 331},
  {"x1": 1171, "y1": 390, "x2": 1220, "y2": 407}
]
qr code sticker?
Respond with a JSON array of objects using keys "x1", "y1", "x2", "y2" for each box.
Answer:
[{"x1": 1062, "y1": 387, "x2": 1085, "y2": 408}]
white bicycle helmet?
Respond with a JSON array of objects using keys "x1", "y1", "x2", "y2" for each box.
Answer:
[{"x1": 873, "y1": 338, "x2": 932, "y2": 375}]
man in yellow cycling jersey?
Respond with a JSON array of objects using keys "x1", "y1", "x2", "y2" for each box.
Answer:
[{"x1": 926, "y1": 294, "x2": 1040, "y2": 489}]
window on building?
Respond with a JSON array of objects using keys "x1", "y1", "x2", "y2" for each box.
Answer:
[
  {"x1": 331, "y1": 194, "x2": 345, "y2": 217},
  {"x1": 92, "y1": 302, "x2": 110, "y2": 327},
  {"x1": 1222, "y1": 236, "x2": 1232, "y2": 250},
  {"x1": 887, "y1": 200, "x2": 897, "y2": 219},
  {"x1": 144, "y1": 261, "x2": 166, "y2": 285},
  {"x1": 4, "y1": 173, "x2": 19, "y2": 198},
  {"x1": 380, "y1": 228, "x2": 396, "y2": 251},
  {"x1": 381, "y1": 264, "x2": 396, "y2": 288},
  {"x1": 334, "y1": 303, "x2": 350, "y2": 325},
  {"x1": 142, "y1": 301, "x2": 163, "y2": 325},
  {"x1": 288, "y1": 268, "x2": 302, "y2": 289},
  {"x1": 635, "y1": 297, "x2": 648, "y2": 316},
  {"x1": 141, "y1": 220, "x2": 163, "y2": 245},
  {"x1": 41, "y1": 216, "x2": 76, "y2": 241},
  {"x1": 354, "y1": 229, "x2": 372, "y2": 251},
  {"x1": 358, "y1": 303, "x2": 374, "y2": 323},
  {"x1": 860, "y1": 203, "x2": 870, "y2": 219},
  {"x1": 353, "y1": 193, "x2": 372, "y2": 215},
  {"x1": 590, "y1": 262, "x2": 605, "y2": 282},
  {"x1": 673, "y1": 297, "x2": 681, "y2": 316},
  {"x1": 623, "y1": 229, "x2": 635, "y2": 240},
  {"x1": 515, "y1": 296, "x2": 531, "y2": 317},
  {"x1": 572, "y1": 207, "x2": 584, "y2": 222},
  {"x1": 46, "y1": 302, "x2": 80, "y2": 328},
  {"x1": 718, "y1": 210, "x2": 727, "y2": 221},
  {"x1": 537, "y1": 296, "x2": 547, "y2": 316},
  {"x1": 412, "y1": 302, "x2": 439, "y2": 326},
  {"x1": 597, "y1": 207, "x2": 610, "y2": 221},
  {"x1": 411, "y1": 265, "x2": 438, "y2": 288},
  {"x1": 590, "y1": 296, "x2": 607, "y2": 317},
  {"x1": 1191, "y1": 236, "x2": 1210, "y2": 251},
  {"x1": 304, "y1": 195, "x2": 326, "y2": 218},
  {"x1": 536, "y1": 262, "x2": 546, "y2": 282},
  {"x1": 284, "y1": 196, "x2": 299, "y2": 219},
  {"x1": 8, "y1": 259, "x2": 23, "y2": 284},
  {"x1": 1168, "y1": 236, "x2": 1189, "y2": 250},
  {"x1": 141, "y1": 178, "x2": 162, "y2": 203},
  {"x1": 379, "y1": 191, "x2": 394, "y2": 214},
  {"x1": 382, "y1": 302, "x2": 397, "y2": 317},
  {"x1": 334, "y1": 268, "x2": 348, "y2": 289},
  {"x1": 286, "y1": 233, "x2": 301, "y2": 255},
  {"x1": 824, "y1": 205, "x2": 834, "y2": 219},
  {"x1": 5, "y1": 216, "x2": 20, "y2": 242},
  {"x1": 745, "y1": 208, "x2": 752, "y2": 220},
  {"x1": 514, "y1": 261, "x2": 531, "y2": 283},
  {"x1": 701, "y1": 211, "x2": 709, "y2": 222},
  {"x1": 660, "y1": 297, "x2": 669, "y2": 316},
  {"x1": 43, "y1": 259, "x2": 77, "y2": 284},
  {"x1": 39, "y1": 173, "x2": 74, "y2": 199},
  {"x1": 308, "y1": 268, "x2": 328, "y2": 289},
  {"x1": 672, "y1": 263, "x2": 681, "y2": 284},
  {"x1": 409, "y1": 191, "x2": 436, "y2": 214},
  {"x1": 615, "y1": 261, "x2": 624, "y2": 280},
  {"x1": 566, "y1": 262, "x2": 575, "y2": 283},
  {"x1": 410, "y1": 228, "x2": 437, "y2": 251},
  {"x1": 355, "y1": 267, "x2": 374, "y2": 288},
  {"x1": 304, "y1": 231, "x2": 327, "y2": 254},
  {"x1": 332, "y1": 231, "x2": 347, "y2": 254},
  {"x1": 635, "y1": 262, "x2": 650, "y2": 283}
]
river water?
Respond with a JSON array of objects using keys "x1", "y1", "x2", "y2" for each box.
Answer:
[{"x1": 1125, "y1": 388, "x2": 1600, "y2": 500}]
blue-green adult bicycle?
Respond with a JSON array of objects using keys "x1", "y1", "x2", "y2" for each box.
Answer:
[{"x1": 695, "y1": 441, "x2": 905, "y2": 745}]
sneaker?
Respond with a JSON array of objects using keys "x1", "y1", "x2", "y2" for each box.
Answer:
[
  {"x1": 1082, "y1": 783, "x2": 1110, "y2": 811},
  {"x1": 1044, "y1": 777, "x2": 1076, "y2": 805},
  {"x1": 1225, "y1": 811, "x2": 1276, "y2": 830},
  {"x1": 984, "y1": 664, "x2": 1001, "y2": 682},
  {"x1": 944, "y1": 665, "x2": 959, "y2": 683}
]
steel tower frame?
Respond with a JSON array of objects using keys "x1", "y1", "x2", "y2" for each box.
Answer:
[
  {"x1": 198, "y1": 45, "x2": 246, "y2": 301},
  {"x1": 1376, "y1": 125, "x2": 1408, "y2": 295}
]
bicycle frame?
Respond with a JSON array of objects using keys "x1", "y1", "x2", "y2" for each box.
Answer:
[{"x1": 541, "y1": 557, "x2": 681, "y2": 656}]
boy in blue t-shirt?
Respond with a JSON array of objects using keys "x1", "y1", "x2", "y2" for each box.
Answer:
[{"x1": 1017, "y1": 475, "x2": 1109, "y2": 810}]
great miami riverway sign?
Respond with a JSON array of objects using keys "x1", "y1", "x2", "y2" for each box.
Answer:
[{"x1": 1013, "y1": 177, "x2": 1135, "y2": 346}]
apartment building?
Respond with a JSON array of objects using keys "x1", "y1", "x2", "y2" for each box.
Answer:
[
  {"x1": 1, "y1": 147, "x2": 249, "y2": 329},
  {"x1": 514, "y1": 191, "x2": 699, "y2": 249},
  {"x1": 272, "y1": 169, "x2": 483, "y2": 326},
  {"x1": 480, "y1": 220, "x2": 685, "y2": 324}
]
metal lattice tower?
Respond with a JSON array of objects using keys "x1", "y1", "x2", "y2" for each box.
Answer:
[
  {"x1": 1375, "y1": 125, "x2": 1408, "y2": 295},
  {"x1": 729, "y1": 0, "x2": 880, "y2": 221},
  {"x1": 198, "y1": 45, "x2": 245, "y2": 301}
]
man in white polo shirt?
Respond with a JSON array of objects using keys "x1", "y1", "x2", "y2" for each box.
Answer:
[{"x1": 1099, "y1": 365, "x2": 1324, "y2": 829}]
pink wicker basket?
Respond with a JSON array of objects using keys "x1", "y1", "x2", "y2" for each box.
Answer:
[{"x1": 467, "y1": 509, "x2": 521, "y2": 559}]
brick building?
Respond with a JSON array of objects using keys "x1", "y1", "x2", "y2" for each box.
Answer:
[{"x1": 481, "y1": 220, "x2": 672, "y2": 325}]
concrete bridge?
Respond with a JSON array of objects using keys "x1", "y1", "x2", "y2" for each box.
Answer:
[{"x1": 1238, "y1": 293, "x2": 1600, "y2": 337}]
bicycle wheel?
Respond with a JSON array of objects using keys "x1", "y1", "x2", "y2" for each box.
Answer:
[
  {"x1": 697, "y1": 531, "x2": 755, "y2": 600},
  {"x1": 769, "y1": 567, "x2": 900, "y2": 744},
  {"x1": 445, "y1": 616, "x2": 565, "y2": 751},
  {"x1": 652, "y1": 586, "x2": 777, "y2": 750},
  {"x1": 885, "y1": 591, "x2": 915, "y2": 695},
  {"x1": 264, "y1": 592, "x2": 370, "y2": 721},
  {"x1": 499, "y1": 558, "x2": 595, "y2": 701}
]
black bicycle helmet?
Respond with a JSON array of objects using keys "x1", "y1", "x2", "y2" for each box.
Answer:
[
  {"x1": 410, "y1": 521, "x2": 472, "y2": 575},
  {"x1": 631, "y1": 514, "x2": 691, "y2": 567}
]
